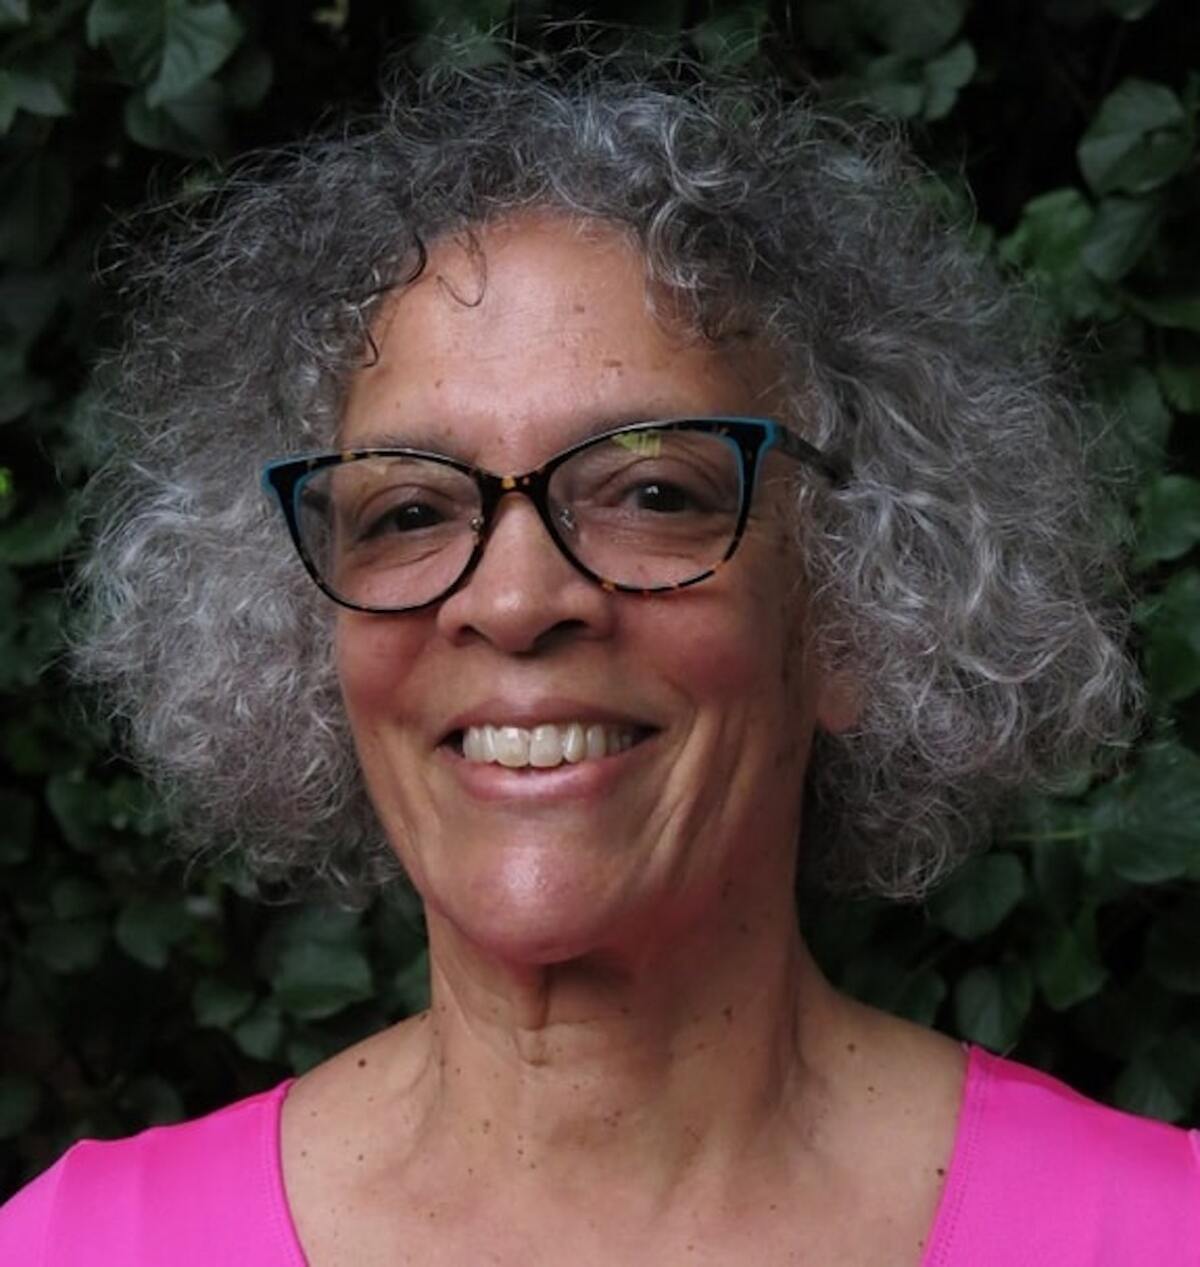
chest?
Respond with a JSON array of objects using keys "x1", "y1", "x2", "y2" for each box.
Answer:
[{"x1": 286, "y1": 1166, "x2": 938, "y2": 1267}]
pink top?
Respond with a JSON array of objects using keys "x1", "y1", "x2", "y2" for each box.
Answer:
[{"x1": 2, "y1": 1046, "x2": 1197, "y2": 1265}]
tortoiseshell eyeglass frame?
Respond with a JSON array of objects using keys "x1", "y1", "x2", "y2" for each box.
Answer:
[{"x1": 260, "y1": 416, "x2": 848, "y2": 614}]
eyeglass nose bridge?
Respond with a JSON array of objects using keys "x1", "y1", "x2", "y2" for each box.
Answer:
[{"x1": 464, "y1": 463, "x2": 593, "y2": 588}]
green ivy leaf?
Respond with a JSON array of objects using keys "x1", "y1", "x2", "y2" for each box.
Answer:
[
  {"x1": 1135, "y1": 475, "x2": 1200, "y2": 566},
  {"x1": 262, "y1": 905, "x2": 374, "y2": 1020},
  {"x1": 271, "y1": 940, "x2": 373, "y2": 1020},
  {"x1": 1112, "y1": 1032, "x2": 1200, "y2": 1122},
  {"x1": 1145, "y1": 901, "x2": 1200, "y2": 994},
  {"x1": 1092, "y1": 739, "x2": 1200, "y2": 881},
  {"x1": 106, "y1": 776, "x2": 167, "y2": 837},
  {"x1": 406, "y1": 0, "x2": 518, "y2": 70},
  {"x1": 45, "y1": 771, "x2": 109, "y2": 853},
  {"x1": 1113, "y1": 1051, "x2": 1189, "y2": 1121},
  {"x1": 922, "y1": 39, "x2": 976, "y2": 121},
  {"x1": 1035, "y1": 910, "x2": 1108, "y2": 1010},
  {"x1": 1080, "y1": 194, "x2": 1161, "y2": 280},
  {"x1": 86, "y1": 0, "x2": 164, "y2": 83},
  {"x1": 0, "y1": 497, "x2": 77, "y2": 565},
  {"x1": 124, "y1": 79, "x2": 228, "y2": 155},
  {"x1": 1025, "y1": 821, "x2": 1089, "y2": 920},
  {"x1": 232, "y1": 1001, "x2": 283, "y2": 1059},
  {"x1": 0, "y1": 68, "x2": 67, "y2": 131},
  {"x1": 220, "y1": 41, "x2": 273, "y2": 111},
  {"x1": 147, "y1": 0, "x2": 244, "y2": 106},
  {"x1": 1097, "y1": 364, "x2": 1171, "y2": 476},
  {"x1": 409, "y1": 25, "x2": 510, "y2": 71},
  {"x1": 0, "y1": 587, "x2": 63, "y2": 689},
  {"x1": 1136, "y1": 571, "x2": 1200, "y2": 703},
  {"x1": 0, "y1": 0, "x2": 29, "y2": 27},
  {"x1": 192, "y1": 975, "x2": 255, "y2": 1028},
  {"x1": 690, "y1": 6, "x2": 767, "y2": 68},
  {"x1": 115, "y1": 897, "x2": 190, "y2": 969},
  {"x1": 860, "y1": 56, "x2": 925, "y2": 119},
  {"x1": 268, "y1": 904, "x2": 363, "y2": 952},
  {"x1": 927, "y1": 852, "x2": 1026, "y2": 940},
  {"x1": 1127, "y1": 292, "x2": 1200, "y2": 333},
  {"x1": 954, "y1": 962, "x2": 1033, "y2": 1051},
  {"x1": 0, "y1": 1074, "x2": 40, "y2": 1139},
  {"x1": 1157, "y1": 337, "x2": 1200, "y2": 412},
  {"x1": 858, "y1": 0, "x2": 966, "y2": 57},
  {"x1": 89, "y1": 0, "x2": 242, "y2": 103},
  {"x1": 1078, "y1": 79, "x2": 1192, "y2": 196},
  {"x1": 998, "y1": 188, "x2": 1112, "y2": 321}
]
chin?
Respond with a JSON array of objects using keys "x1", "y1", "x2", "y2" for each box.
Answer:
[
  {"x1": 420, "y1": 844, "x2": 653, "y2": 967},
  {"x1": 433, "y1": 898, "x2": 618, "y2": 967}
]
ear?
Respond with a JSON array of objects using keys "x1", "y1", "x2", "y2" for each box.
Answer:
[{"x1": 815, "y1": 669, "x2": 861, "y2": 735}]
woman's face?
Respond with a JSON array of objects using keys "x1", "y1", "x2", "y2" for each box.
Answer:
[{"x1": 336, "y1": 215, "x2": 852, "y2": 965}]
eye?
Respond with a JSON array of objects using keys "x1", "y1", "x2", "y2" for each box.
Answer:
[
  {"x1": 627, "y1": 480, "x2": 699, "y2": 514},
  {"x1": 614, "y1": 466, "x2": 731, "y2": 517},
  {"x1": 359, "y1": 499, "x2": 447, "y2": 539}
]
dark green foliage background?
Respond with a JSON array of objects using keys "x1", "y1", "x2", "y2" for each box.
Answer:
[{"x1": 2, "y1": 0, "x2": 1199, "y2": 1195}]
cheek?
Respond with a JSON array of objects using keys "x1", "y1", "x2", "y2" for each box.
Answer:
[
  {"x1": 652, "y1": 579, "x2": 798, "y2": 722},
  {"x1": 335, "y1": 616, "x2": 428, "y2": 732}
]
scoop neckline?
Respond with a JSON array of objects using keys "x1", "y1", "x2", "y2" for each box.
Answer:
[{"x1": 266, "y1": 1045, "x2": 985, "y2": 1267}]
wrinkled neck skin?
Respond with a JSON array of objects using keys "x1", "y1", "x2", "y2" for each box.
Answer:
[{"x1": 390, "y1": 859, "x2": 854, "y2": 1215}]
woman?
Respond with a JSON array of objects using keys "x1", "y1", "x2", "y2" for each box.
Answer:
[{"x1": 2, "y1": 49, "x2": 1197, "y2": 1266}]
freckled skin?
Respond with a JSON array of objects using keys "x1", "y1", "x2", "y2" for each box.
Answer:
[
  {"x1": 335, "y1": 215, "x2": 851, "y2": 967},
  {"x1": 280, "y1": 215, "x2": 965, "y2": 1267}
]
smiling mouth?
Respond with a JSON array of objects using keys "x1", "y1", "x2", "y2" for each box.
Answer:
[{"x1": 448, "y1": 722, "x2": 653, "y2": 769}]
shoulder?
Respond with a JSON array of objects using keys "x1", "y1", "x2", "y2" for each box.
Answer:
[
  {"x1": 926, "y1": 1046, "x2": 1200, "y2": 1266},
  {"x1": 0, "y1": 1082, "x2": 304, "y2": 1267}
]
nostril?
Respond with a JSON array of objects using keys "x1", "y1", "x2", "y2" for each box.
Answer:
[{"x1": 528, "y1": 618, "x2": 591, "y2": 654}]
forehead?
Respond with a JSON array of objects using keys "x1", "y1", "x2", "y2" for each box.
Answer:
[{"x1": 338, "y1": 214, "x2": 778, "y2": 463}]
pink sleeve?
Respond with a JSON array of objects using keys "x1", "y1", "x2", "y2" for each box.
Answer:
[
  {"x1": 924, "y1": 1047, "x2": 1200, "y2": 1266},
  {"x1": 0, "y1": 1081, "x2": 305, "y2": 1267}
]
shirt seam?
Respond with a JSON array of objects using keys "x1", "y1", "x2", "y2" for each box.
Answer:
[
  {"x1": 921, "y1": 1043, "x2": 989, "y2": 1267},
  {"x1": 35, "y1": 1142, "x2": 70, "y2": 1267},
  {"x1": 263, "y1": 1078, "x2": 309, "y2": 1266}
]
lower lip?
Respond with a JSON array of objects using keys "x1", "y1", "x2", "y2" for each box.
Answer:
[{"x1": 438, "y1": 736, "x2": 656, "y2": 803}]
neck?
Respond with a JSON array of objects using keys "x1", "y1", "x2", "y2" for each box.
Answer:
[{"x1": 395, "y1": 879, "x2": 850, "y2": 1209}]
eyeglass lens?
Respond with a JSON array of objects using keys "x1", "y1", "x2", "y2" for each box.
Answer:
[{"x1": 294, "y1": 427, "x2": 746, "y2": 610}]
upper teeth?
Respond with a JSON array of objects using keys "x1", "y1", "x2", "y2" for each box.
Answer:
[{"x1": 462, "y1": 723, "x2": 638, "y2": 768}]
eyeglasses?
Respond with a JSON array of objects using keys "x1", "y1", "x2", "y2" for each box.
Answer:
[{"x1": 261, "y1": 417, "x2": 846, "y2": 614}]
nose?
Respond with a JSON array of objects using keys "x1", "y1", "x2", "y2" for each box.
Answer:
[{"x1": 435, "y1": 494, "x2": 616, "y2": 653}]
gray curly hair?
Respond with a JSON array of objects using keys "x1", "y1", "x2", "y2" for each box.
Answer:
[{"x1": 74, "y1": 49, "x2": 1140, "y2": 903}]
